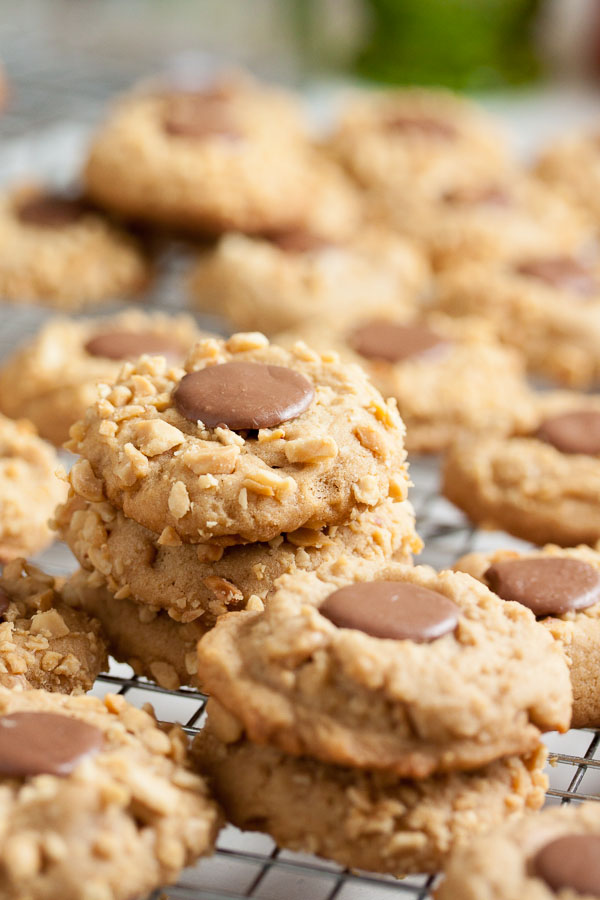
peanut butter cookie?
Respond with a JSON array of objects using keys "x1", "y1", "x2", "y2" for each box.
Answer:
[
  {"x1": 455, "y1": 545, "x2": 600, "y2": 728},
  {"x1": 0, "y1": 413, "x2": 66, "y2": 560},
  {"x1": 443, "y1": 397, "x2": 600, "y2": 546},
  {"x1": 193, "y1": 710, "x2": 547, "y2": 875},
  {"x1": 0, "y1": 184, "x2": 150, "y2": 309},
  {"x1": 66, "y1": 333, "x2": 409, "y2": 544},
  {"x1": 0, "y1": 559, "x2": 107, "y2": 693},
  {"x1": 197, "y1": 560, "x2": 571, "y2": 778},
  {"x1": 63, "y1": 569, "x2": 206, "y2": 690},
  {"x1": 0, "y1": 687, "x2": 219, "y2": 900},
  {"x1": 188, "y1": 226, "x2": 430, "y2": 335},
  {"x1": 278, "y1": 315, "x2": 536, "y2": 454},
  {"x1": 330, "y1": 88, "x2": 509, "y2": 195},
  {"x1": 55, "y1": 493, "x2": 420, "y2": 622},
  {"x1": 437, "y1": 802, "x2": 600, "y2": 900},
  {"x1": 0, "y1": 310, "x2": 206, "y2": 446},
  {"x1": 436, "y1": 253, "x2": 600, "y2": 386},
  {"x1": 84, "y1": 75, "x2": 360, "y2": 236},
  {"x1": 370, "y1": 174, "x2": 591, "y2": 271}
]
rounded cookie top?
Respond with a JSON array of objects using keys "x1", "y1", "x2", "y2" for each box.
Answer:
[
  {"x1": 193, "y1": 715, "x2": 547, "y2": 876},
  {"x1": 0, "y1": 687, "x2": 219, "y2": 900},
  {"x1": 55, "y1": 492, "x2": 420, "y2": 622},
  {"x1": 0, "y1": 558, "x2": 108, "y2": 693},
  {"x1": 437, "y1": 801, "x2": 600, "y2": 900},
  {"x1": 0, "y1": 311, "x2": 206, "y2": 447},
  {"x1": 435, "y1": 253, "x2": 600, "y2": 387},
  {"x1": 278, "y1": 314, "x2": 536, "y2": 454},
  {"x1": 0, "y1": 183, "x2": 150, "y2": 309},
  {"x1": 188, "y1": 226, "x2": 430, "y2": 335},
  {"x1": 454, "y1": 543, "x2": 600, "y2": 729},
  {"x1": 442, "y1": 394, "x2": 600, "y2": 547},
  {"x1": 66, "y1": 332, "x2": 409, "y2": 544},
  {"x1": 196, "y1": 559, "x2": 571, "y2": 778},
  {"x1": 84, "y1": 74, "x2": 360, "y2": 235},
  {"x1": 0, "y1": 412, "x2": 67, "y2": 561},
  {"x1": 369, "y1": 174, "x2": 591, "y2": 271},
  {"x1": 330, "y1": 88, "x2": 510, "y2": 195}
]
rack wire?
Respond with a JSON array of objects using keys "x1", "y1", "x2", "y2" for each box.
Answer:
[{"x1": 1, "y1": 29, "x2": 600, "y2": 899}]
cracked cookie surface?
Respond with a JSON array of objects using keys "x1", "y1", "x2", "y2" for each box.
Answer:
[
  {"x1": 0, "y1": 687, "x2": 219, "y2": 900},
  {"x1": 196, "y1": 560, "x2": 571, "y2": 778},
  {"x1": 66, "y1": 333, "x2": 409, "y2": 544},
  {"x1": 0, "y1": 559, "x2": 107, "y2": 693}
]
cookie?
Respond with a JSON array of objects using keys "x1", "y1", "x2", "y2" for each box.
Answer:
[
  {"x1": 65, "y1": 332, "x2": 409, "y2": 544},
  {"x1": 442, "y1": 398, "x2": 600, "y2": 546},
  {"x1": 330, "y1": 88, "x2": 509, "y2": 195},
  {"x1": 55, "y1": 492, "x2": 420, "y2": 622},
  {"x1": 188, "y1": 226, "x2": 430, "y2": 335},
  {"x1": 0, "y1": 184, "x2": 150, "y2": 309},
  {"x1": 0, "y1": 687, "x2": 219, "y2": 900},
  {"x1": 455, "y1": 545, "x2": 600, "y2": 728},
  {"x1": 277, "y1": 315, "x2": 536, "y2": 454},
  {"x1": 536, "y1": 126, "x2": 600, "y2": 227},
  {"x1": 63, "y1": 568, "x2": 206, "y2": 690},
  {"x1": 196, "y1": 559, "x2": 571, "y2": 778},
  {"x1": 435, "y1": 253, "x2": 600, "y2": 386},
  {"x1": 193, "y1": 709, "x2": 547, "y2": 875},
  {"x1": 436, "y1": 802, "x2": 600, "y2": 900},
  {"x1": 0, "y1": 310, "x2": 207, "y2": 446},
  {"x1": 0, "y1": 558, "x2": 107, "y2": 693},
  {"x1": 0, "y1": 413, "x2": 66, "y2": 560},
  {"x1": 369, "y1": 174, "x2": 590, "y2": 271},
  {"x1": 84, "y1": 75, "x2": 361, "y2": 236}
]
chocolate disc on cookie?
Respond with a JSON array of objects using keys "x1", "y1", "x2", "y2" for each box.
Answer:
[
  {"x1": 320, "y1": 580, "x2": 460, "y2": 643},
  {"x1": 0, "y1": 711, "x2": 103, "y2": 777},
  {"x1": 350, "y1": 320, "x2": 450, "y2": 365},
  {"x1": 515, "y1": 256, "x2": 597, "y2": 295},
  {"x1": 0, "y1": 589, "x2": 8, "y2": 618},
  {"x1": 532, "y1": 834, "x2": 600, "y2": 895},
  {"x1": 266, "y1": 230, "x2": 333, "y2": 254},
  {"x1": 85, "y1": 331, "x2": 185, "y2": 362},
  {"x1": 16, "y1": 193, "x2": 90, "y2": 228},
  {"x1": 163, "y1": 92, "x2": 240, "y2": 139},
  {"x1": 536, "y1": 410, "x2": 600, "y2": 456},
  {"x1": 443, "y1": 185, "x2": 511, "y2": 207},
  {"x1": 384, "y1": 115, "x2": 456, "y2": 139},
  {"x1": 485, "y1": 557, "x2": 600, "y2": 617},
  {"x1": 174, "y1": 361, "x2": 315, "y2": 430}
]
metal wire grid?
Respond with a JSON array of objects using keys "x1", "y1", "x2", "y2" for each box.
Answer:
[
  {"x1": 49, "y1": 466, "x2": 597, "y2": 900},
  {"x1": 0, "y1": 57, "x2": 599, "y2": 900}
]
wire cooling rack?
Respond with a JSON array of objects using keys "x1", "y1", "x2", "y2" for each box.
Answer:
[
  {"x1": 14, "y1": 456, "x2": 598, "y2": 900},
  {"x1": 2, "y1": 46, "x2": 600, "y2": 899}
]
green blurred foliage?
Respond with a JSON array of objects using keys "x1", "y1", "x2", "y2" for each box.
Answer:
[{"x1": 355, "y1": 0, "x2": 544, "y2": 89}]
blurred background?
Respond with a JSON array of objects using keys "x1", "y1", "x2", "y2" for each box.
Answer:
[{"x1": 3, "y1": 0, "x2": 600, "y2": 127}]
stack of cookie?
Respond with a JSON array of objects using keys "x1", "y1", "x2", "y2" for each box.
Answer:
[
  {"x1": 192, "y1": 556, "x2": 571, "y2": 874},
  {"x1": 56, "y1": 331, "x2": 421, "y2": 689}
]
